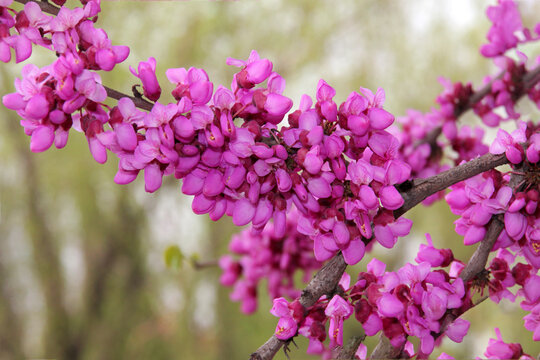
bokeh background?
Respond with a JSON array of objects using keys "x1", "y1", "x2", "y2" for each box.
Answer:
[{"x1": 0, "y1": 0, "x2": 539, "y2": 359}]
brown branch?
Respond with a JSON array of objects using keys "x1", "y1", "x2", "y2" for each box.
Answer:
[
  {"x1": 192, "y1": 259, "x2": 219, "y2": 269},
  {"x1": 458, "y1": 215, "x2": 504, "y2": 282},
  {"x1": 394, "y1": 153, "x2": 508, "y2": 218},
  {"x1": 370, "y1": 334, "x2": 406, "y2": 359},
  {"x1": 336, "y1": 334, "x2": 366, "y2": 360},
  {"x1": 335, "y1": 334, "x2": 366, "y2": 359},
  {"x1": 420, "y1": 63, "x2": 540, "y2": 150},
  {"x1": 459, "y1": 62, "x2": 540, "y2": 115},
  {"x1": 250, "y1": 253, "x2": 348, "y2": 360},
  {"x1": 14, "y1": 0, "x2": 60, "y2": 15},
  {"x1": 105, "y1": 86, "x2": 154, "y2": 111}
]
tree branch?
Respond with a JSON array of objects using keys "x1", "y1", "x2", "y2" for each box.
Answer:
[
  {"x1": 335, "y1": 335, "x2": 366, "y2": 360},
  {"x1": 420, "y1": 63, "x2": 540, "y2": 149},
  {"x1": 15, "y1": 0, "x2": 60, "y2": 15},
  {"x1": 250, "y1": 253, "x2": 348, "y2": 360},
  {"x1": 395, "y1": 153, "x2": 508, "y2": 218},
  {"x1": 104, "y1": 86, "x2": 154, "y2": 111},
  {"x1": 370, "y1": 334, "x2": 405, "y2": 359},
  {"x1": 458, "y1": 215, "x2": 505, "y2": 283}
]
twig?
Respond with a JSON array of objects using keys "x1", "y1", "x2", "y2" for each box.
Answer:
[
  {"x1": 250, "y1": 253, "x2": 348, "y2": 360},
  {"x1": 335, "y1": 334, "x2": 366, "y2": 360},
  {"x1": 15, "y1": 0, "x2": 60, "y2": 15},
  {"x1": 458, "y1": 215, "x2": 504, "y2": 282},
  {"x1": 394, "y1": 153, "x2": 508, "y2": 218},
  {"x1": 370, "y1": 334, "x2": 405, "y2": 359},
  {"x1": 105, "y1": 86, "x2": 154, "y2": 111},
  {"x1": 192, "y1": 259, "x2": 219, "y2": 270},
  {"x1": 419, "y1": 63, "x2": 540, "y2": 149}
]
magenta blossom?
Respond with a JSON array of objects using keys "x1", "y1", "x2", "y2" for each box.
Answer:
[
  {"x1": 130, "y1": 57, "x2": 161, "y2": 101},
  {"x1": 483, "y1": 328, "x2": 525, "y2": 359},
  {"x1": 489, "y1": 122, "x2": 526, "y2": 164},
  {"x1": 325, "y1": 295, "x2": 353, "y2": 347}
]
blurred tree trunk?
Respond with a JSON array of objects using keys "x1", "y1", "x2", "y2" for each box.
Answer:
[
  {"x1": 5, "y1": 109, "x2": 77, "y2": 359},
  {"x1": 0, "y1": 255, "x2": 24, "y2": 360}
]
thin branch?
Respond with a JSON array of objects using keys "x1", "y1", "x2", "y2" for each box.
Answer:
[
  {"x1": 105, "y1": 86, "x2": 154, "y2": 111},
  {"x1": 14, "y1": 0, "x2": 60, "y2": 15},
  {"x1": 250, "y1": 253, "x2": 348, "y2": 360},
  {"x1": 370, "y1": 334, "x2": 405, "y2": 359},
  {"x1": 395, "y1": 153, "x2": 508, "y2": 218},
  {"x1": 335, "y1": 334, "x2": 366, "y2": 360},
  {"x1": 420, "y1": 63, "x2": 540, "y2": 149},
  {"x1": 458, "y1": 215, "x2": 504, "y2": 282}
]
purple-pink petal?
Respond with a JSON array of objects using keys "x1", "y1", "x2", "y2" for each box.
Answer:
[
  {"x1": 445, "y1": 318, "x2": 470, "y2": 343},
  {"x1": 30, "y1": 125, "x2": 55, "y2": 152},
  {"x1": 377, "y1": 294, "x2": 404, "y2": 317},
  {"x1": 232, "y1": 199, "x2": 256, "y2": 226}
]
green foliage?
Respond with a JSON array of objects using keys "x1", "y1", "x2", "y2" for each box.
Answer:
[{"x1": 164, "y1": 245, "x2": 184, "y2": 270}]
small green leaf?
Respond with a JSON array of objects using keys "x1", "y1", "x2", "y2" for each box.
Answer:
[{"x1": 164, "y1": 245, "x2": 184, "y2": 270}]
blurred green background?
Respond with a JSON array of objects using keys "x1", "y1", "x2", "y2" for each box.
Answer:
[{"x1": 0, "y1": 0, "x2": 539, "y2": 359}]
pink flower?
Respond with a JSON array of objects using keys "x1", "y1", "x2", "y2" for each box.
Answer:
[
  {"x1": 374, "y1": 217, "x2": 413, "y2": 249},
  {"x1": 480, "y1": 0, "x2": 523, "y2": 57},
  {"x1": 523, "y1": 303, "x2": 540, "y2": 341},
  {"x1": 483, "y1": 328, "x2": 524, "y2": 359},
  {"x1": 445, "y1": 318, "x2": 470, "y2": 343},
  {"x1": 130, "y1": 57, "x2": 161, "y2": 101},
  {"x1": 415, "y1": 234, "x2": 454, "y2": 267},
  {"x1": 376, "y1": 293, "x2": 404, "y2": 317},
  {"x1": 167, "y1": 67, "x2": 213, "y2": 105},
  {"x1": 526, "y1": 133, "x2": 540, "y2": 163},
  {"x1": 489, "y1": 122, "x2": 526, "y2": 164},
  {"x1": 421, "y1": 287, "x2": 448, "y2": 320},
  {"x1": 325, "y1": 295, "x2": 353, "y2": 347},
  {"x1": 227, "y1": 50, "x2": 273, "y2": 89}
]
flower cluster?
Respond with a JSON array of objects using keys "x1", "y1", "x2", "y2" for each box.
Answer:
[
  {"x1": 447, "y1": 127, "x2": 539, "y2": 262},
  {"x1": 434, "y1": 328, "x2": 536, "y2": 360},
  {"x1": 480, "y1": 0, "x2": 540, "y2": 59},
  {"x1": 219, "y1": 210, "x2": 321, "y2": 314},
  {"x1": 2, "y1": 0, "x2": 128, "y2": 156},
  {"x1": 481, "y1": 328, "x2": 534, "y2": 360},
  {"x1": 5, "y1": 12, "x2": 415, "y2": 265},
  {"x1": 446, "y1": 129, "x2": 540, "y2": 342},
  {"x1": 270, "y1": 236, "x2": 474, "y2": 358},
  {"x1": 391, "y1": 1, "x2": 540, "y2": 212}
]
